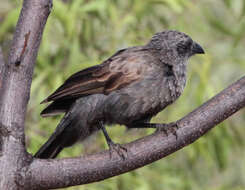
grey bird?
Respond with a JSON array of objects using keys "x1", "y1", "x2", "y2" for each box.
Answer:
[{"x1": 34, "y1": 30, "x2": 205, "y2": 159}]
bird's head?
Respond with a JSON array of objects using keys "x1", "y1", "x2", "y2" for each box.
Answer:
[{"x1": 147, "y1": 30, "x2": 205, "y2": 65}]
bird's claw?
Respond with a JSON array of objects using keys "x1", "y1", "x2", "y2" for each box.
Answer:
[{"x1": 108, "y1": 142, "x2": 128, "y2": 160}]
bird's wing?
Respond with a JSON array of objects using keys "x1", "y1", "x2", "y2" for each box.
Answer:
[{"x1": 41, "y1": 47, "x2": 149, "y2": 104}]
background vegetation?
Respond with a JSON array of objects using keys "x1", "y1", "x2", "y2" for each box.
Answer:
[{"x1": 1, "y1": 0, "x2": 245, "y2": 189}]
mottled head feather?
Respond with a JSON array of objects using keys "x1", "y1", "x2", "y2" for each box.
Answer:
[{"x1": 147, "y1": 30, "x2": 203, "y2": 64}]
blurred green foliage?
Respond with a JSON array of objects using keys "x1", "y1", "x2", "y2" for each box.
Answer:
[{"x1": 1, "y1": 0, "x2": 245, "y2": 189}]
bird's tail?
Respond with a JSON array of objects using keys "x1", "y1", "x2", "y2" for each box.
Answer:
[
  {"x1": 34, "y1": 111, "x2": 99, "y2": 159},
  {"x1": 34, "y1": 130, "x2": 65, "y2": 159},
  {"x1": 35, "y1": 96, "x2": 104, "y2": 159},
  {"x1": 34, "y1": 112, "x2": 77, "y2": 159}
]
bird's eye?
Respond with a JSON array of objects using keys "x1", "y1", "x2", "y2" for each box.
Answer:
[{"x1": 177, "y1": 40, "x2": 192, "y2": 55}]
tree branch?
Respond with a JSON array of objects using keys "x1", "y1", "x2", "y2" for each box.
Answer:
[
  {"x1": 27, "y1": 76, "x2": 245, "y2": 189},
  {"x1": 0, "y1": 0, "x2": 52, "y2": 189}
]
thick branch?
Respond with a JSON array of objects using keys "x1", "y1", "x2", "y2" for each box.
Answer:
[
  {"x1": 0, "y1": 0, "x2": 52, "y2": 189},
  {"x1": 0, "y1": 47, "x2": 5, "y2": 155},
  {"x1": 0, "y1": 0, "x2": 52, "y2": 134},
  {"x1": 0, "y1": 47, "x2": 5, "y2": 93},
  {"x1": 28, "y1": 76, "x2": 245, "y2": 189}
]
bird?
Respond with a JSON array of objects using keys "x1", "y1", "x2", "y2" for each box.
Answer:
[{"x1": 34, "y1": 30, "x2": 205, "y2": 159}]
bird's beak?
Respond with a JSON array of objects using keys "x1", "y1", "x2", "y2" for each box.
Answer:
[{"x1": 192, "y1": 42, "x2": 205, "y2": 54}]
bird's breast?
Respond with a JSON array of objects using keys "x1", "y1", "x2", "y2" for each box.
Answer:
[
  {"x1": 173, "y1": 63, "x2": 187, "y2": 96},
  {"x1": 102, "y1": 63, "x2": 187, "y2": 125}
]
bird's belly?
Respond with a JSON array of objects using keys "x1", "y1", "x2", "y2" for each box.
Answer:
[{"x1": 103, "y1": 80, "x2": 176, "y2": 125}]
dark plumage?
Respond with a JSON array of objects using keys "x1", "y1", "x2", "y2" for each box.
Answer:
[{"x1": 35, "y1": 30, "x2": 205, "y2": 159}]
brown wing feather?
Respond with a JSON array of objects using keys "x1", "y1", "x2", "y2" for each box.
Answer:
[{"x1": 41, "y1": 47, "x2": 147, "y2": 104}]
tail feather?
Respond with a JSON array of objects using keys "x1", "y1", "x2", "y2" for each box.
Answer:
[
  {"x1": 34, "y1": 109, "x2": 88, "y2": 159},
  {"x1": 34, "y1": 131, "x2": 64, "y2": 159},
  {"x1": 34, "y1": 115, "x2": 71, "y2": 159},
  {"x1": 36, "y1": 95, "x2": 103, "y2": 159},
  {"x1": 41, "y1": 99, "x2": 75, "y2": 117}
]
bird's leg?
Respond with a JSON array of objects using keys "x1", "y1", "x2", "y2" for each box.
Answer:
[
  {"x1": 128, "y1": 122, "x2": 179, "y2": 139},
  {"x1": 99, "y1": 122, "x2": 127, "y2": 160}
]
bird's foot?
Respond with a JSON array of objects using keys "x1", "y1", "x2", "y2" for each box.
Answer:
[
  {"x1": 99, "y1": 122, "x2": 128, "y2": 160},
  {"x1": 108, "y1": 141, "x2": 128, "y2": 160},
  {"x1": 156, "y1": 122, "x2": 179, "y2": 139}
]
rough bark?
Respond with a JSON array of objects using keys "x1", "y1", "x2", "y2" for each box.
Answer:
[
  {"x1": 0, "y1": 47, "x2": 5, "y2": 91},
  {"x1": 0, "y1": 0, "x2": 245, "y2": 189}
]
